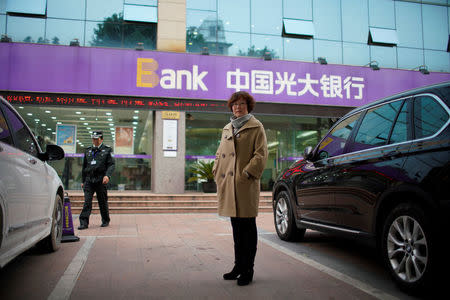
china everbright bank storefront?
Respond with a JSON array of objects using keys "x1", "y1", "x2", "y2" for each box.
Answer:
[{"x1": 1, "y1": 42, "x2": 449, "y2": 193}]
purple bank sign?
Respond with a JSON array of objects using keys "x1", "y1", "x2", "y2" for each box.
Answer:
[{"x1": 0, "y1": 43, "x2": 449, "y2": 107}]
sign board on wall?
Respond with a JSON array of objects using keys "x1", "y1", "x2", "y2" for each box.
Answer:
[
  {"x1": 1, "y1": 43, "x2": 449, "y2": 108},
  {"x1": 114, "y1": 126, "x2": 134, "y2": 154}
]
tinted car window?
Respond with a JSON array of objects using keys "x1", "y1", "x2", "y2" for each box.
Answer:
[
  {"x1": 414, "y1": 96, "x2": 449, "y2": 139},
  {"x1": 317, "y1": 112, "x2": 361, "y2": 158},
  {"x1": 0, "y1": 107, "x2": 13, "y2": 145},
  {"x1": 351, "y1": 100, "x2": 403, "y2": 151},
  {"x1": 3, "y1": 104, "x2": 39, "y2": 156},
  {"x1": 389, "y1": 99, "x2": 409, "y2": 144}
]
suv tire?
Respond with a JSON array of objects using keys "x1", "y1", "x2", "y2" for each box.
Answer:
[
  {"x1": 38, "y1": 194, "x2": 63, "y2": 252},
  {"x1": 381, "y1": 202, "x2": 433, "y2": 293},
  {"x1": 274, "y1": 191, "x2": 306, "y2": 241}
]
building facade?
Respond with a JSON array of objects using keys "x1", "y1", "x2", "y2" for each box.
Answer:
[{"x1": 1, "y1": 0, "x2": 449, "y2": 193}]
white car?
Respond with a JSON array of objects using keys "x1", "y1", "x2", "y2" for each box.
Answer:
[{"x1": 0, "y1": 96, "x2": 65, "y2": 267}]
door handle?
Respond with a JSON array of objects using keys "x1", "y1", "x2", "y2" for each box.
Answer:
[
  {"x1": 28, "y1": 157, "x2": 37, "y2": 164},
  {"x1": 383, "y1": 150, "x2": 401, "y2": 159}
]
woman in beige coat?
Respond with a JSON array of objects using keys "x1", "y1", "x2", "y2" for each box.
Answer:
[{"x1": 213, "y1": 91, "x2": 268, "y2": 286}]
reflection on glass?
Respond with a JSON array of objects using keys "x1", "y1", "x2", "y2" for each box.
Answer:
[
  {"x1": 425, "y1": 50, "x2": 450, "y2": 73},
  {"x1": 249, "y1": 34, "x2": 282, "y2": 59},
  {"x1": 187, "y1": 0, "x2": 217, "y2": 11},
  {"x1": 0, "y1": 15, "x2": 6, "y2": 35},
  {"x1": 314, "y1": 40, "x2": 342, "y2": 64},
  {"x1": 251, "y1": 0, "x2": 282, "y2": 35},
  {"x1": 370, "y1": 45, "x2": 397, "y2": 69},
  {"x1": 47, "y1": 0, "x2": 86, "y2": 20},
  {"x1": 124, "y1": 4, "x2": 157, "y2": 23},
  {"x1": 6, "y1": 0, "x2": 46, "y2": 15},
  {"x1": 224, "y1": 31, "x2": 251, "y2": 56},
  {"x1": 46, "y1": 19, "x2": 85, "y2": 46},
  {"x1": 7, "y1": 16, "x2": 45, "y2": 43},
  {"x1": 283, "y1": 0, "x2": 312, "y2": 20},
  {"x1": 218, "y1": 0, "x2": 250, "y2": 33},
  {"x1": 390, "y1": 100, "x2": 409, "y2": 144},
  {"x1": 342, "y1": 0, "x2": 368, "y2": 43},
  {"x1": 368, "y1": 0, "x2": 395, "y2": 29},
  {"x1": 343, "y1": 43, "x2": 369, "y2": 66},
  {"x1": 284, "y1": 38, "x2": 313, "y2": 62},
  {"x1": 313, "y1": 0, "x2": 342, "y2": 40},
  {"x1": 86, "y1": 0, "x2": 122, "y2": 21},
  {"x1": 423, "y1": 4, "x2": 448, "y2": 51},
  {"x1": 414, "y1": 96, "x2": 449, "y2": 139},
  {"x1": 397, "y1": 47, "x2": 423, "y2": 70},
  {"x1": 395, "y1": 2, "x2": 422, "y2": 48}
]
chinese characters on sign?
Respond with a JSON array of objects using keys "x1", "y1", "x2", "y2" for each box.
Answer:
[{"x1": 226, "y1": 69, "x2": 365, "y2": 100}]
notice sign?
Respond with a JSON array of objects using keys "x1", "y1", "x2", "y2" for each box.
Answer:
[
  {"x1": 56, "y1": 124, "x2": 76, "y2": 154},
  {"x1": 115, "y1": 126, "x2": 134, "y2": 154},
  {"x1": 163, "y1": 119, "x2": 177, "y2": 151}
]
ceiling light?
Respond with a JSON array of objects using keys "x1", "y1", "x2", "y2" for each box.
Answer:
[
  {"x1": 19, "y1": 106, "x2": 24, "y2": 109},
  {"x1": 133, "y1": 116, "x2": 138, "y2": 119},
  {"x1": 47, "y1": 128, "x2": 52, "y2": 131},
  {"x1": 132, "y1": 122, "x2": 138, "y2": 125},
  {"x1": 106, "y1": 112, "x2": 112, "y2": 116},
  {"x1": 108, "y1": 118, "x2": 113, "y2": 121},
  {"x1": 83, "y1": 123, "x2": 88, "y2": 125},
  {"x1": 34, "y1": 119, "x2": 40, "y2": 122},
  {"x1": 80, "y1": 117, "x2": 85, "y2": 120},
  {"x1": 41, "y1": 124, "x2": 46, "y2": 127},
  {"x1": 87, "y1": 127, "x2": 91, "y2": 130},
  {"x1": 109, "y1": 123, "x2": 114, "y2": 126},
  {"x1": 27, "y1": 113, "x2": 32, "y2": 116},
  {"x1": 45, "y1": 110, "x2": 51, "y2": 113},
  {"x1": 51, "y1": 116, "x2": 56, "y2": 119},
  {"x1": 76, "y1": 112, "x2": 81, "y2": 114},
  {"x1": 134, "y1": 110, "x2": 139, "y2": 113},
  {"x1": 57, "y1": 122, "x2": 62, "y2": 124}
]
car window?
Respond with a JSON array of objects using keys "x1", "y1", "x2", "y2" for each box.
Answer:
[
  {"x1": 317, "y1": 112, "x2": 361, "y2": 159},
  {"x1": 414, "y1": 96, "x2": 449, "y2": 139},
  {"x1": 350, "y1": 100, "x2": 403, "y2": 151},
  {"x1": 389, "y1": 99, "x2": 410, "y2": 144},
  {"x1": 3, "y1": 104, "x2": 39, "y2": 157},
  {"x1": 0, "y1": 106, "x2": 14, "y2": 145}
]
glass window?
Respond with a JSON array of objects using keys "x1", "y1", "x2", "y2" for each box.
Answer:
[
  {"x1": 318, "y1": 113, "x2": 361, "y2": 159},
  {"x1": 126, "y1": 0, "x2": 158, "y2": 6},
  {"x1": 314, "y1": 40, "x2": 343, "y2": 64},
  {"x1": 6, "y1": 0, "x2": 46, "y2": 15},
  {"x1": 251, "y1": 34, "x2": 282, "y2": 60},
  {"x1": 46, "y1": 19, "x2": 85, "y2": 46},
  {"x1": 124, "y1": 4, "x2": 157, "y2": 23},
  {"x1": 123, "y1": 22, "x2": 157, "y2": 50},
  {"x1": 343, "y1": 43, "x2": 370, "y2": 66},
  {"x1": 369, "y1": 27, "x2": 398, "y2": 46},
  {"x1": 7, "y1": 16, "x2": 45, "y2": 43},
  {"x1": 370, "y1": 45, "x2": 397, "y2": 68},
  {"x1": 395, "y1": 2, "x2": 422, "y2": 48},
  {"x1": 251, "y1": 0, "x2": 282, "y2": 35},
  {"x1": 352, "y1": 100, "x2": 403, "y2": 151},
  {"x1": 313, "y1": 0, "x2": 342, "y2": 40},
  {"x1": 0, "y1": 1, "x2": 6, "y2": 14},
  {"x1": 425, "y1": 50, "x2": 450, "y2": 73},
  {"x1": 3, "y1": 105, "x2": 38, "y2": 156},
  {"x1": 283, "y1": 0, "x2": 312, "y2": 20},
  {"x1": 187, "y1": 0, "x2": 217, "y2": 11},
  {"x1": 368, "y1": 0, "x2": 395, "y2": 29},
  {"x1": 342, "y1": 0, "x2": 368, "y2": 43},
  {"x1": 397, "y1": 47, "x2": 424, "y2": 70},
  {"x1": 226, "y1": 31, "x2": 251, "y2": 57},
  {"x1": 0, "y1": 106, "x2": 13, "y2": 145},
  {"x1": 283, "y1": 38, "x2": 313, "y2": 62},
  {"x1": 218, "y1": 0, "x2": 250, "y2": 33},
  {"x1": 0, "y1": 15, "x2": 5, "y2": 36},
  {"x1": 390, "y1": 99, "x2": 409, "y2": 144},
  {"x1": 47, "y1": 0, "x2": 86, "y2": 20},
  {"x1": 414, "y1": 96, "x2": 449, "y2": 139},
  {"x1": 86, "y1": 0, "x2": 122, "y2": 22},
  {"x1": 283, "y1": 19, "x2": 314, "y2": 37},
  {"x1": 423, "y1": 4, "x2": 449, "y2": 51}
]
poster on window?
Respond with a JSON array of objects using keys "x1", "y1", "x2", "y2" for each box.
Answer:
[
  {"x1": 56, "y1": 124, "x2": 77, "y2": 154},
  {"x1": 163, "y1": 119, "x2": 177, "y2": 151},
  {"x1": 115, "y1": 126, "x2": 134, "y2": 154}
]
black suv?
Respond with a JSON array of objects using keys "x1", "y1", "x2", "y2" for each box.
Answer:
[{"x1": 272, "y1": 82, "x2": 450, "y2": 293}]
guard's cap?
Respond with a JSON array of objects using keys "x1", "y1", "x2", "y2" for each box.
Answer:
[{"x1": 91, "y1": 130, "x2": 103, "y2": 139}]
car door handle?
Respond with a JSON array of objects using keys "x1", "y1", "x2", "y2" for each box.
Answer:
[
  {"x1": 28, "y1": 157, "x2": 37, "y2": 164},
  {"x1": 383, "y1": 150, "x2": 401, "y2": 158}
]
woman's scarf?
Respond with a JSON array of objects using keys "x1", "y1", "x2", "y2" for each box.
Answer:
[{"x1": 230, "y1": 113, "x2": 253, "y2": 135}]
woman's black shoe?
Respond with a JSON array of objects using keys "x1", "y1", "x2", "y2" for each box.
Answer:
[
  {"x1": 223, "y1": 266, "x2": 241, "y2": 280},
  {"x1": 237, "y1": 269, "x2": 254, "y2": 286}
]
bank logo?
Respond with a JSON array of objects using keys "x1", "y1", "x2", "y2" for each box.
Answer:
[{"x1": 136, "y1": 58, "x2": 159, "y2": 88}]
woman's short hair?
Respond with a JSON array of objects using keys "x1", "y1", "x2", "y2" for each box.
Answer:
[{"x1": 227, "y1": 91, "x2": 256, "y2": 112}]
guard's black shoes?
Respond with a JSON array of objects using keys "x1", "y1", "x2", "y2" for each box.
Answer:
[
  {"x1": 78, "y1": 224, "x2": 88, "y2": 230},
  {"x1": 101, "y1": 222, "x2": 109, "y2": 227},
  {"x1": 223, "y1": 266, "x2": 241, "y2": 280},
  {"x1": 237, "y1": 269, "x2": 254, "y2": 286}
]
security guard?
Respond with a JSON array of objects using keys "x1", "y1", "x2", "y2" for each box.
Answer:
[{"x1": 78, "y1": 130, "x2": 115, "y2": 230}]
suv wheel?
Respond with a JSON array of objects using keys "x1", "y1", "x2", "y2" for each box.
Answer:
[
  {"x1": 38, "y1": 194, "x2": 63, "y2": 252},
  {"x1": 274, "y1": 191, "x2": 305, "y2": 241},
  {"x1": 381, "y1": 203, "x2": 432, "y2": 292}
]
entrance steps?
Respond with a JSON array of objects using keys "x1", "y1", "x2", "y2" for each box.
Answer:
[{"x1": 67, "y1": 191, "x2": 273, "y2": 214}]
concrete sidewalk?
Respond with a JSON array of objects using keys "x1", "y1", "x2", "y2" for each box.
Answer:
[{"x1": 62, "y1": 213, "x2": 378, "y2": 300}]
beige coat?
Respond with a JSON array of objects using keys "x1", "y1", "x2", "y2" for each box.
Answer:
[{"x1": 213, "y1": 116, "x2": 268, "y2": 217}]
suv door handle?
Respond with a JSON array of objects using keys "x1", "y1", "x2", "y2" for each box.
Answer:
[{"x1": 383, "y1": 150, "x2": 401, "y2": 159}]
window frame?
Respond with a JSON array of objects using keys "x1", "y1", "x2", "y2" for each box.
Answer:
[{"x1": 411, "y1": 93, "x2": 450, "y2": 140}]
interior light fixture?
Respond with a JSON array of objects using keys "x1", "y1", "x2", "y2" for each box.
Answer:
[
  {"x1": 263, "y1": 51, "x2": 272, "y2": 61},
  {"x1": 412, "y1": 65, "x2": 430, "y2": 75},
  {"x1": 317, "y1": 57, "x2": 327, "y2": 65},
  {"x1": 1, "y1": 34, "x2": 12, "y2": 43},
  {"x1": 70, "y1": 38, "x2": 80, "y2": 46},
  {"x1": 201, "y1": 47, "x2": 209, "y2": 55}
]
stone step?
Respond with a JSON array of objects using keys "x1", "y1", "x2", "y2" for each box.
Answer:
[{"x1": 67, "y1": 191, "x2": 274, "y2": 214}]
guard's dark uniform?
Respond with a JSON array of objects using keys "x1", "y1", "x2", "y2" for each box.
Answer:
[{"x1": 79, "y1": 143, "x2": 115, "y2": 227}]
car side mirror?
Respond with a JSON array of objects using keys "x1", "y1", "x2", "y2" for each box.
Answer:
[
  {"x1": 303, "y1": 146, "x2": 313, "y2": 160},
  {"x1": 39, "y1": 144, "x2": 65, "y2": 161}
]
